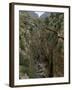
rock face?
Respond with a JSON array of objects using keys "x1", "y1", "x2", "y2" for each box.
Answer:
[{"x1": 19, "y1": 11, "x2": 64, "y2": 79}]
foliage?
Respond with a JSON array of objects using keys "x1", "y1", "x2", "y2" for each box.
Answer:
[{"x1": 19, "y1": 11, "x2": 64, "y2": 79}]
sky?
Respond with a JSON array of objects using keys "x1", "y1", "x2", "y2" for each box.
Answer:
[{"x1": 34, "y1": 11, "x2": 45, "y2": 17}]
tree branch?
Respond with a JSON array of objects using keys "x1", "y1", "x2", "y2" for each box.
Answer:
[{"x1": 45, "y1": 27, "x2": 64, "y2": 40}]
